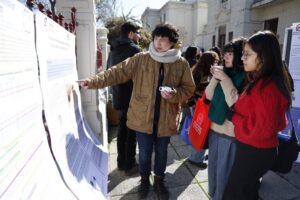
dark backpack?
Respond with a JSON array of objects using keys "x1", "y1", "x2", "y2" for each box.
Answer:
[{"x1": 271, "y1": 117, "x2": 300, "y2": 174}]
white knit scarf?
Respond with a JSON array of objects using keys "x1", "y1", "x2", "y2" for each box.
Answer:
[{"x1": 149, "y1": 42, "x2": 181, "y2": 63}]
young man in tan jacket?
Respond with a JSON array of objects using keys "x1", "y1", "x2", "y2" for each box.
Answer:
[{"x1": 78, "y1": 24, "x2": 195, "y2": 200}]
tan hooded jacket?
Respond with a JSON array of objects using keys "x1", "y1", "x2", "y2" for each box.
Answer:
[{"x1": 88, "y1": 52, "x2": 195, "y2": 136}]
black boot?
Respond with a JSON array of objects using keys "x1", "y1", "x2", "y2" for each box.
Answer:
[
  {"x1": 154, "y1": 176, "x2": 169, "y2": 200},
  {"x1": 138, "y1": 176, "x2": 150, "y2": 199}
]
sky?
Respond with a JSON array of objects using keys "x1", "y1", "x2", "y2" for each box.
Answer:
[{"x1": 117, "y1": 0, "x2": 169, "y2": 18}]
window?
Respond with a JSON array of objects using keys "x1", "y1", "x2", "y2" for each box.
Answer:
[
  {"x1": 264, "y1": 18, "x2": 278, "y2": 34},
  {"x1": 218, "y1": 25, "x2": 226, "y2": 49},
  {"x1": 228, "y1": 31, "x2": 233, "y2": 42},
  {"x1": 212, "y1": 35, "x2": 216, "y2": 47},
  {"x1": 160, "y1": 14, "x2": 166, "y2": 23}
]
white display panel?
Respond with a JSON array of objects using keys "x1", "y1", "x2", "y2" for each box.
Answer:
[
  {"x1": 0, "y1": 1, "x2": 75, "y2": 199},
  {"x1": 35, "y1": 11, "x2": 108, "y2": 199},
  {"x1": 289, "y1": 23, "x2": 300, "y2": 81}
]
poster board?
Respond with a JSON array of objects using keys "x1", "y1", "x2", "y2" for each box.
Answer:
[
  {"x1": 0, "y1": 1, "x2": 76, "y2": 199},
  {"x1": 35, "y1": 11, "x2": 108, "y2": 199},
  {"x1": 282, "y1": 23, "x2": 300, "y2": 162},
  {"x1": 283, "y1": 23, "x2": 300, "y2": 108}
]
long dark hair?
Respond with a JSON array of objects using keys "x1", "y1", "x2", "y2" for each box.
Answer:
[
  {"x1": 192, "y1": 50, "x2": 219, "y2": 83},
  {"x1": 245, "y1": 31, "x2": 292, "y2": 105}
]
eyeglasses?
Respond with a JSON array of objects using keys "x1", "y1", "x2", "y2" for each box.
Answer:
[{"x1": 242, "y1": 52, "x2": 256, "y2": 60}]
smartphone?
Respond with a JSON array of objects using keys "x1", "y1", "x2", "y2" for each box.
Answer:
[{"x1": 159, "y1": 86, "x2": 174, "y2": 92}]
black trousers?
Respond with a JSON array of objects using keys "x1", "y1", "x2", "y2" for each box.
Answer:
[
  {"x1": 117, "y1": 109, "x2": 137, "y2": 170},
  {"x1": 223, "y1": 141, "x2": 277, "y2": 200}
]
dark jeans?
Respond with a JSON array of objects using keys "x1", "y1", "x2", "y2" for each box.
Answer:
[
  {"x1": 117, "y1": 109, "x2": 137, "y2": 171},
  {"x1": 223, "y1": 141, "x2": 277, "y2": 200},
  {"x1": 136, "y1": 131, "x2": 170, "y2": 177}
]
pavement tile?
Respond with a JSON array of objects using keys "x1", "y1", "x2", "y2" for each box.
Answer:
[
  {"x1": 185, "y1": 160, "x2": 208, "y2": 183},
  {"x1": 170, "y1": 141, "x2": 208, "y2": 182},
  {"x1": 171, "y1": 134, "x2": 189, "y2": 147},
  {"x1": 108, "y1": 153, "x2": 118, "y2": 172},
  {"x1": 165, "y1": 145, "x2": 183, "y2": 165},
  {"x1": 108, "y1": 172, "x2": 140, "y2": 196},
  {"x1": 170, "y1": 142, "x2": 190, "y2": 159},
  {"x1": 109, "y1": 189, "x2": 157, "y2": 200},
  {"x1": 199, "y1": 181, "x2": 209, "y2": 195},
  {"x1": 169, "y1": 184, "x2": 209, "y2": 200},
  {"x1": 109, "y1": 141, "x2": 118, "y2": 155},
  {"x1": 259, "y1": 169, "x2": 300, "y2": 200},
  {"x1": 277, "y1": 163, "x2": 300, "y2": 188},
  {"x1": 164, "y1": 161, "x2": 197, "y2": 188}
]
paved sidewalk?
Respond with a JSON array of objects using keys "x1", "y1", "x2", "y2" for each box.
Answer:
[{"x1": 107, "y1": 126, "x2": 300, "y2": 200}]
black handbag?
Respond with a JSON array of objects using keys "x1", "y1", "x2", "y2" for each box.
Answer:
[{"x1": 271, "y1": 112, "x2": 300, "y2": 174}]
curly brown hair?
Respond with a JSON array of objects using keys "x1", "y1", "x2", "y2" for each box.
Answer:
[{"x1": 151, "y1": 23, "x2": 179, "y2": 44}]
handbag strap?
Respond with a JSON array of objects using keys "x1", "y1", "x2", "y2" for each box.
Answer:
[{"x1": 286, "y1": 110, "x2": 298, "y2": 143}]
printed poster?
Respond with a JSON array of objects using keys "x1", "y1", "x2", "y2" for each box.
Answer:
[
  {"x1": 0, "y1": 1, "x2": 75, "y2": 199},
  {"x1": 35, "y1": 11, "x2": 108, "y2": 199}
]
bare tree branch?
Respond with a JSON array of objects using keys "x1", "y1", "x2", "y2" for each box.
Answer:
[{"x1": 95, "y1": 0, "x2": 118, "y2": 25}]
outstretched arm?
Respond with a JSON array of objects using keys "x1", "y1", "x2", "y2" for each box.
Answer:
[{"x1": 76, "y1": 79, "x2": 90, "y2": 89}]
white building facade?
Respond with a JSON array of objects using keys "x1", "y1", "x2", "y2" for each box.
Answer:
[
  {"x1": 142, "y1": 0, "x2": 300, "y2": 51},
  {"x1": 200, "y1": 0, "x2": 300, "y2": 50}
]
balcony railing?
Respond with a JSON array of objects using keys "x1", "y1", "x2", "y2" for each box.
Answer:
[{"x1": 252, "y1": 0, "x2": 277, "y2": 8}]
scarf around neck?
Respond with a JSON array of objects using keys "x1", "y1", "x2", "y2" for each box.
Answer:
[
  {"x1": 149, "y1": 42, "x2": 181, "y2": 63},
  {"x1": 208, "y1": 67, "x2": 245, "y2": 125}
]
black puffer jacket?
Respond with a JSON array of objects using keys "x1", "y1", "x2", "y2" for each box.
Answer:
[{"x1": 107, "y1": 38, "x2": 141, "y2": 110}]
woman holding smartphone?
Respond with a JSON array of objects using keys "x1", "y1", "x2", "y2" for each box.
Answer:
[
  {"x1": 205, "y1": 38, "x2": 246, "y2": 200},
  {"x1": 223, "y1": 31, "x2": 291, "y2": 200}
]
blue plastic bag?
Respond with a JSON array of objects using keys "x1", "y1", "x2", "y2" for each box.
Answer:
[{"x1": 180, "y1": 114, "x2": 192, "y2": 145}]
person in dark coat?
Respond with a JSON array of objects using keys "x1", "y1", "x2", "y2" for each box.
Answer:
[
  {"x1": 184, "y1": 46, "x2": 198, "y2": 67},
  {"x1": 107, "y1": 22, "x2": 141, "y2": 175}
]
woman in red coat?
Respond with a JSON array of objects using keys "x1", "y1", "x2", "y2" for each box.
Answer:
[{"x1": 223, "y1": 31, "x2": 292, "y2": 200}]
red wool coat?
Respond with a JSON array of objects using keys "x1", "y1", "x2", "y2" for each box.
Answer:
[{"x1": 233, "y1": 80, "x2": 289, "y2": 148}]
